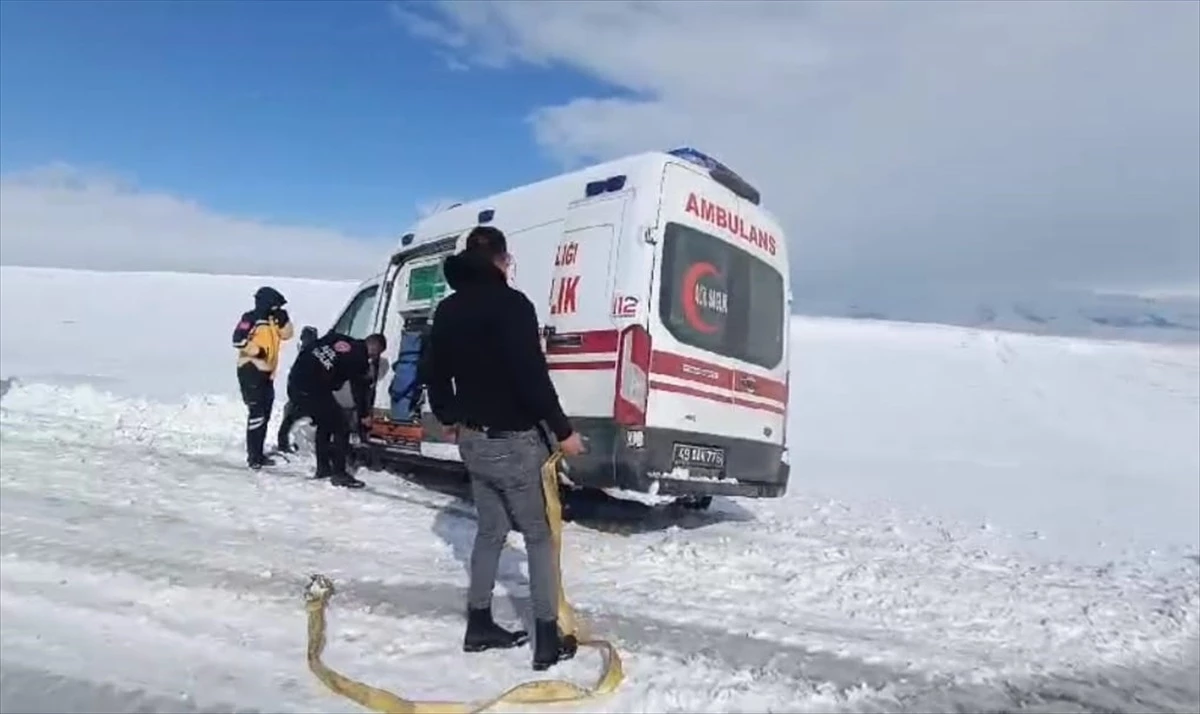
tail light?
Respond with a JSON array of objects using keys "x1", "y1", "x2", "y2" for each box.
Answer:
[
  {"x1": 782, "y1": 369, "x2": 791, "y2": 446},
  {"x1": 614, "y1": 324, "x2": 651, "y2": 426}
]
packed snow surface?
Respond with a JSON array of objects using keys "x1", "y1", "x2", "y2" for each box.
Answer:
[{"x1": 1, "y1": 265, "x2": 1197, "y2": 713}]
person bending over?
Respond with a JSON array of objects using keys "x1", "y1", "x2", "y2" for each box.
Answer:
[{"x1": 287, "y1": 330, "x2": 386, "y2": 489}]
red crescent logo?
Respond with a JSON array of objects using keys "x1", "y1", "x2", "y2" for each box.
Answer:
[{"x1": 680, "y1": 262, "x2": 721, "y2": 335}]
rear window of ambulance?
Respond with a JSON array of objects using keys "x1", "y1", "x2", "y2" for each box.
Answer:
[{"x1": 658, "y1": 222, "x2": 785, "y2": 369}]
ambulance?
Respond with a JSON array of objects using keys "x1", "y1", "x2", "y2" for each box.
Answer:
[{"x1": 311, "y1": 148, "x2": 792, "y2": 508}]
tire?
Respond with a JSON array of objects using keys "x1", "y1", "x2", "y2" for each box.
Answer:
[{"x1": 560, "y1": 491, "x2": 576, "y2": 523}]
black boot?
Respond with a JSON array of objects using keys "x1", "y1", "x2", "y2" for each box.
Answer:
[
  {"x1": 462, "y1": 607, "x2": 529, "y2": 653},
  {"x1": 248, "y1": 454, "x2": 276, "y2": 470},
  {"x1": 330, "y1": 472, "x2": 366, "y2": 489},
  {"x1": 532, "y1": 619, "x2": 578, "y2": 671}
]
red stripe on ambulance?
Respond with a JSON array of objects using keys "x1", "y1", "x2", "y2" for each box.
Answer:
[
  {"x1": 651, "y1": 351, "x2": 731, "y2": 387},
  {"x1": 649, "y1": 351, "x2": 787, "y2": 414},
  {"x1": 547, "y1": 360, "x2": 617, "y2": 372},
  {"x1": 650, "y1": 352, "x2": 786, "y2": 403},
  {"x1": 537, "y1": 328, "x2": 782, "y2": 408},
  {"x1": 540, "y1": 329, "x2": 786, "y2": 410},
  {"x1": 545, "y1": 328, "x2": 619, "y2": 371},
  {"x1": 648, "y1": 381, "x2": 785, "y2": 415},
  {"x1": 735, "y1": 369, "x2": 787, "y2": 403},
  {"x1": 544, "y1": 329, "x2": 620, "y2": 356}
]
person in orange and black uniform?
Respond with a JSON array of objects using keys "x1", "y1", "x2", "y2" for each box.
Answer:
[{"x1": 231, "y1": 286, "x2": 294, "y2": 470}]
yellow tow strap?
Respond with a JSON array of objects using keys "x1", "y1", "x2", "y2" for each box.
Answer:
[{"x1": 303, "y1": 451, "x2": 624, "y2": 713}]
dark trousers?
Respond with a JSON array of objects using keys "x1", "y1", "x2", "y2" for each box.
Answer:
[
  {"x1": 237, "y1": 364, "x2": 275, "y2": 463},
  {"x1": 290, "y1": 389, "x2": 348, "y2": 476},
  {"x1": 276, "y1": 400, "x2": 306, "y2": 448}
]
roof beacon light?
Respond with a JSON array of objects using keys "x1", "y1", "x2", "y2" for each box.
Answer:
[{"x1": 667, "y1": 147, "x2": 761, "y2": 205}]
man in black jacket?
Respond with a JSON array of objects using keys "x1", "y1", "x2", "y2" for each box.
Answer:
[
  {"x1": 422, "y1": 225, "x2": 585, "y2": 672},
  {"x1": 287, "y1": 330, "x2": 387, "y2": 489}
]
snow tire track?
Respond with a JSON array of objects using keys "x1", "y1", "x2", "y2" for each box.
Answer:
[
  {"x1": 0, "y1": 483, "x2": 914, "y2": 698},
  {"x1": 3, "y1": 381, "x2": 1198, "y2": 713}
]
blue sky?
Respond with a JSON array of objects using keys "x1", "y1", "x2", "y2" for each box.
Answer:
[
  {"x1": 0, "y1": 0, "x2": 607, "y2": 238},
  {"x1": 1, "y1": 1, "x2": 1196, "y2": 308}
]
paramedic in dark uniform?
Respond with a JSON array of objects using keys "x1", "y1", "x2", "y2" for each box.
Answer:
[
  {"x1": 231, "y1": 286, "x2": 294, "y2": 470},
  {"x1": 276, "y1": 325, "x2": 320, "y2": 454},
  {"x1": 287, "y1": 330, "x2": 387, "y2": 489},
  {"x1": 422, "y1": 225, "x2": 585, "y2": 671}
]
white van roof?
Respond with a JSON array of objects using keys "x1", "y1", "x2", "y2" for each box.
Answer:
[{"x1": 391, "y1": 149, "x2": 778, "y2": 255}]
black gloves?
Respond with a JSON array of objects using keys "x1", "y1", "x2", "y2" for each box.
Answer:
[{"x1": 272, "y1": 307, "x2": 291, "y2": 328}]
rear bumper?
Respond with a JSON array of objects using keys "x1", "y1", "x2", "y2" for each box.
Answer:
[
  {"x1": 351, "y1": 412, "x2": 789, "y2": 500},
  {"x1": 562, "y1": 418, "x2": 789, "y2": 499}
]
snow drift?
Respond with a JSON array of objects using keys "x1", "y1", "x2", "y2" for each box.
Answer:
[
  {"x1": 2, "y1": 265, "x2": 1195, "y2": 563},
  {"x1": 0, "y1": 265, "x2": 1197, "y2": 713}
]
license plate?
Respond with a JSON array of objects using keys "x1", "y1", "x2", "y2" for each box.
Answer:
[{"x1": 671, "y1": 442, "x2": 726, "y2": 471}]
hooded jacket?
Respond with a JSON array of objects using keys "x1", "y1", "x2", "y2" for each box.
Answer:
[
  {"x1": 232, "y1": 286, "x2": 294, "y2": 376},
  {"x1": 421, "y1": 249, "x2": 572, "y2": 441}
]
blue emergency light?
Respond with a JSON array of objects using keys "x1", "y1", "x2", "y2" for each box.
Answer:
[
  {"x1": 668, "y1": 147, "x2": 729, "y2": 172},
  {"x1": 667, "y1": 146, "x2": 761, "y2": 205},
  {"x1": 584, "y1": 174, "x2": 627, "y2": 198},
  {"x1": 477, "y1": 208, "x2": 495, "y2": 223}
]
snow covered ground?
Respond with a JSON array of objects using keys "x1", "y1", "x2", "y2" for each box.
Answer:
[{"x1": 1, "y1": 265, "x2": 1197, "y2": 713}]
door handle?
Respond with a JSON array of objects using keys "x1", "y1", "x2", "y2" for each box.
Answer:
[
  {"x1": 738, "y1": 375, "x2": 757, "y2": 393},
  {"x1": 545, "y1": 333, "x2": 583, "y2": 348}
]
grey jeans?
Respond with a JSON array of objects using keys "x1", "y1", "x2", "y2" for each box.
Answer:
[{"x1": 457, "y1": 427, "x2": 557, "y2": 622}]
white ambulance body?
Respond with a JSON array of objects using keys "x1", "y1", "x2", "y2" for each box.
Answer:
[{"x1": 322, "y1": 148, "x2": 792, "y2": 502}]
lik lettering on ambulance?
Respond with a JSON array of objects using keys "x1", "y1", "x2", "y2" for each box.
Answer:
[{"x1": 550, "y1": 241, "x2": 581, "y2": 316}]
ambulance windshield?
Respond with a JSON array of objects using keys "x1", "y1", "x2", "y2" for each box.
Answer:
[{"x1": 658, "y1": 222, "x2": 785, "y2": 369}]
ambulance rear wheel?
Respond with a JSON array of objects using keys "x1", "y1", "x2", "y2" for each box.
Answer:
[
  {"x1": 559, "y1": 485, "x2": 576, "y2": 522},
  {"x1": 676, "y1": 495, "x2": 713, "y2": 511}
]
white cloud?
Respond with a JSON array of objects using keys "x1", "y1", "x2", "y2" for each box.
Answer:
[
  {"x1": 0, "y1": 163, "x2": 386, "y2": 280},
  {"x1": 400, "y1": 0, "x2": 1200, "y2": 307}
]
